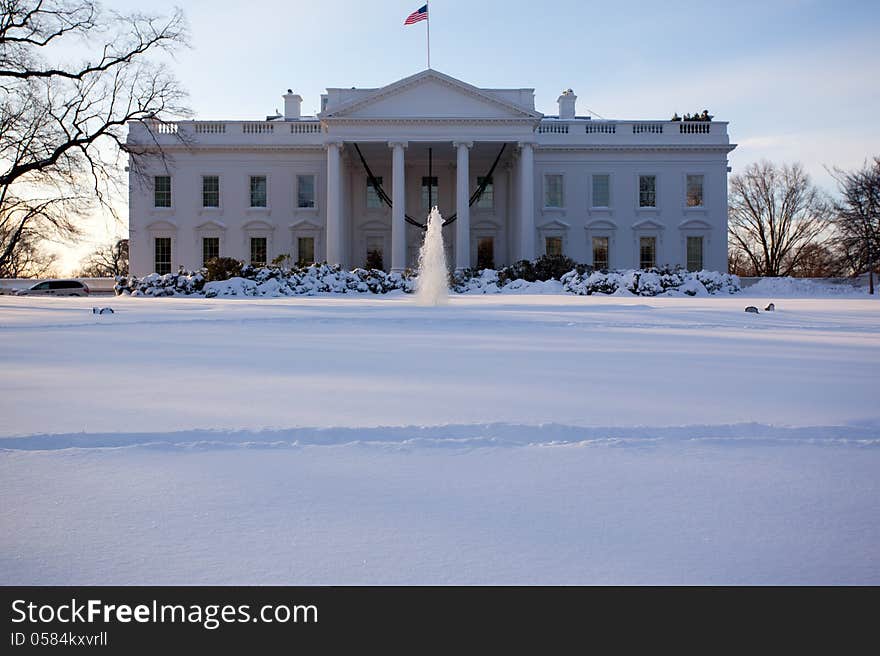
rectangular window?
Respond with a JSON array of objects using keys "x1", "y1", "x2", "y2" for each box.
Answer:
[
  {"x1": 639, "y1": 175, "x2": 656, "y2": 208},
  {"x1": 366, "y1": 235, "x2": 384, "y2": 269},
  {"x1": 250, "y1": 175, "x2": 267, "y2": 208},
  {"x1": 477, "y1": 236, "x2": 495, "y2": 269},
  {"x1": 202, "y1": 237, "x2": 219, "y2": 265},
  {"x1": 592, "y1": 174, "x2": 610, "y2": 208},
  {"x1": 476, "y1": 176, "x2": 494, "y2": 209},
  {"x1": 592, "y1": 236, "x2": 609, "y2": 270},
  {"x1": 202, "y1": 175, "x2": 219, "y2": 208},
  {"x1": 544, "y1": 174, "x2": 563, "y2": 208},
  {"x1": 250, "y1": 237, "x2": 267, "y2": 267},
  {"x1": 687, "y1": 236, "x2": 703, "y2": 272},
  {"x1": 639, "y1": 236, "x2": 656, "y2": 269},
  {"x1": 421, "y1": 176, "x2": 438, "y2": 210},
  {"x1": 154, "y1": 237, "x2": 171, "y2": 274},
  {"x1": 297, "y1": 237, "x2": 315, "y2": 266},
  {"x1": 686, "y1": 174, "x2": 704, "y2": 207},
  {"x1": 297, "y1": 174, "x2": 315, "y2": 208},
  {"x1": 366, "y1": 176, "x2": 383, "y2": 209},
  {"x1": 154, "y1": 176, "x2": 171, "y2": 208},
  {"x1": 545, "y1": 236, "x2": 563, "y2": 257}
]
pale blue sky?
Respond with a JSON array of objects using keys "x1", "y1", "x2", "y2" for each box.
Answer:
[{"x1": 57, "y1": 0, "x2": 880, "y2": 271}]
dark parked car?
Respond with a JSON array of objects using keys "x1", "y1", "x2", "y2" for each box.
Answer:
[{"x1": 15, "y1": 280, "x2": 90, "y2": 297}]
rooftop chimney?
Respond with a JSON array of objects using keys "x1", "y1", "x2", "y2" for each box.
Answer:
[
  {"x1": 283, "y1": 89, "x2": 302, "y2": 120},
  {"x1": 557, "y1": 89, "x2": 577, "y2": 120}
]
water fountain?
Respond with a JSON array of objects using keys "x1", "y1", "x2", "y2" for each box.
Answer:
[{"x1": 415, "y1": 207, "x2": 449, "y2": 306}]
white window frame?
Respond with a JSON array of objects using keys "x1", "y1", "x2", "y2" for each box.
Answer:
[
  {"x1": 639, "y1": 235, "x2": 658, "y2": 270},
  {"x1": 543, "y1": 173, "x2": 565, "y2": 209},
  {"x1": 249, "y1": 174, "x2": 269, "y2": 209},
  {"x1": 153, "y1": 175, "x2": 172, "y2": 209},
  {"x1": 366, "y1": 175, "x2": 384, "y2": 210},
  {"x1": 684, "y1": 172, "x2": 706, "y2": 210},
  {"x1": 202, "y1": 236, "x2": 221, "y2": 265},
  {"x1": 296, "y1": 173, "x2": 317, "y2": 210},
  {"x1": 201, "y1": 174, "x2": 221, "y2": 209},
  {"x1": 476, "y1": 175, "x2": 494, "y2": 209},
  {"x1": 591, "y1": 173, "x2": 612, "y2": 209},
  {"x1": 585, "y1": 219, "x2": 617, "y2": 270},
  {"x1": 591, "y1": 235, "x2": 611, "y2": 270},
  {"x1": 154, "y1": 236, "x2": 173, "y2": 274},
  {"x1": 637, "y1": 174, "x2": 658, "y2": 209}
]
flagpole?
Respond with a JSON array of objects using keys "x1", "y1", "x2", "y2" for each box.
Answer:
[{"x1": 426, "y1": 1, "x2": 431, "y2": 69}]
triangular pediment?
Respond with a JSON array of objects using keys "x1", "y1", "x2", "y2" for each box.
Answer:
[{"x1": 322, "y1": 70, "x2": 542, "y2": 121}]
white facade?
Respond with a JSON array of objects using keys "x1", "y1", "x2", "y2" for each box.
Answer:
[{"x1": 127, "y1": 69, "x2": 735, "y2": 276}]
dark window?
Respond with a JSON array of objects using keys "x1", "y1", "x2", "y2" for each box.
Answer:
[
  {"x1": 297, "y1": 175, "x2": 315, "y2": 208},
  {"x1": 639, "y1": 236, "x2": 656, "y2": 269},
  {"x1": 155, "y1": 237, "x2": 172, "y2": 274},
  {"x1": 639, "y1": 175, "x2": 656, "y2": 208},
  {"x1": 202, "y1": 237, "x2": 220, "y2": 265},
  {"x1": 365, "y1": 235, "x2": 383, "y2": 269},
  {"x1": 297, "y1": 237, "x2": 315, "y2": 266},
  {"x1": 421, "y1": 176, "x2": 438, "y2": 209},
  {"x1": 545, "y1": 236, "x2": 563, "y2": 257},
  {"x1": 476, "y1": 176, "x2": 494, "y2": 209},
  {"x1": 687, "y1": 236, "x2": 703, "y2": 272},
  {"x1": 250, "y1": 176, "x2": 267, "y2": 207},
  {"x1": 202, "y1": 176, "x2": 220, "y2": 207},
  {"x1": 154, "y1": 176, "x2": 171, "y2": 207},
  {"x1": 250, "y1": 237, "x2": 267, "y2": 267},
  {"x1": 592, "y1": 236, "x2": 609, "y2": 269},
  {"x1": 477, "y1": 236, "x2": 495, "y2": 269},
  {"x1": 31, "y1": 282, "x2": 50, "y2": 290},
  {"x1": 366, "y1": 176, "x2": 383, "y2": 209}
]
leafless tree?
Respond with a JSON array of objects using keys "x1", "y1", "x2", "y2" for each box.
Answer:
[
  {"x1": 0, "y1": 0, "x2": 189, "y2": 278},
  {"x1": 77, "y1": 237, "x2": 128, "y2": 277},
  {"x1": 830, "y1": 157, "x2": 880, "y2": 294},
  {"x1": 728, "y1": 161, "x2": 830, "y2": 277},
  {"x1": 0, "y1": 217, "x2": 57, "y2": 277}
]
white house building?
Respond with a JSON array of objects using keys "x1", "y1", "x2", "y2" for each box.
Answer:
[{"x1": 127, "y1": 69, "x2": 735, "y2": 276}]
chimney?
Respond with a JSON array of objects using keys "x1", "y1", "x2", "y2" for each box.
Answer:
[
  {"x1": 283, "y1": 89, "x2": 302, "y2": 120},
  {"x1": 557, "y1": 89, "x2": 577, "y2": 119}
]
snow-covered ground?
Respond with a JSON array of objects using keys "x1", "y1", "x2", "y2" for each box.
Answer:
[{"x1": 1, "y1": 292, "x2": 878, "y2": 584}]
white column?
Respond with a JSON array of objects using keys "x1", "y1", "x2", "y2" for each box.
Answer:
[
  {"x1": 454, "y1": 141, "x2": 472, "y2": 271},
  {"x1": 325, "y1": 141, "x2": 343, "y2": 265},
  {"x1": 390, "y1": 141, "x2": 407, "y2": 273},
  {"x1": 518, "y1": 142, "x2": 535, "y2": 261}
]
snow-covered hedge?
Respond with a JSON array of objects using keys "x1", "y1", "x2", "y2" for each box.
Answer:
[
  {"x1": 561, "y1": 268, "x2": 740, "y2": 296},
  {"x1": 115, "y1": 264, "x2": 415, "y2": 297},
  {"x1": 116, "y1": 261, "x2": 739, "y2": 298}
]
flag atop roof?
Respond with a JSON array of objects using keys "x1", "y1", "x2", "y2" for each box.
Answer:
[{"x1": 404, "y1": 4, "x2": 428, "y2": 25}]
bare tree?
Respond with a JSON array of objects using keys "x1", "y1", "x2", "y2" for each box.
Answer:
[
  {"x1": 728, "y1": 161, "x2": 830, "y2": 277},
  {"x1": 830, "y1": 157, "x2": 880, "y2": 294},
  {"x1": 0, "y1": 0, "x2": 188, "y2": 278},
  {"x1": 77, "y1": 237, "x2": 128, "y2": 277},
  {"x1": 0, "y1": 218, "x2": 57, "y2": 277}
]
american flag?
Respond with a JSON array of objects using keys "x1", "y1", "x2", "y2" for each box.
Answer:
[{"x1": 404, "y1": 4, "x2": 428, "y2": 25}]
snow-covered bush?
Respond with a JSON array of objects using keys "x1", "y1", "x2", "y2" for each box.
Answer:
[
  {"x1": 561, "y1": 267, "x2": 739, "y2": 296},
  {"x1": 116, "y1": 260, "x2": 739, "y2": 298},
  {"x1": 115, "y1": 263, "x2": 416, "y2": 298}
]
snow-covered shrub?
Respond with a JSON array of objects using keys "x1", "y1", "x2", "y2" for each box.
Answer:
[
  {"x1": 117, "y1": 259, "x2": 740, "y2": 299},
  {"x1": 560, "y1": 267, "x2": 739, "y2": 297},
  {"x1": 497, "y1": 255, "x2": 586, "y2": 285},
  {"x1": 204, "y1": 257, "x2": 245, "y2": 282},
  {"x1": 117, "y1": 263, "x2": 417, "y2": 298}
]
